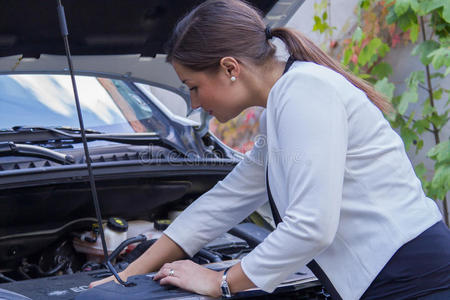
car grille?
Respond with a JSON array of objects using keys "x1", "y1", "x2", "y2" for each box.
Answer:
[{"x1": 0, "y1": 160, "x2": 58, "y2": 171}]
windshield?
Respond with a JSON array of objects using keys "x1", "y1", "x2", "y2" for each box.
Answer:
[{"x1": 0, "y1": 74, "x2": 169, "y2": 136}]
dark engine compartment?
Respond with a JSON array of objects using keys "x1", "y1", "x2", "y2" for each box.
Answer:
[{"x1": 0, "y1": 173, "x2": 228, "y2": 281}]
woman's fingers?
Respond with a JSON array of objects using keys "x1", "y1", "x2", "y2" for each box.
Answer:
[
  {"x1": 154, "y1": 261, "x2": 188, "y2": 289},
  {"x1": 159, "y1": 274, "x2": 183, "y2": 286},
  {"x1": 153, "y1": 260, "x2": 221, "y2": 297},
  {"x1": 153, "y1": 266, "x2": 172, "y2": 281}
]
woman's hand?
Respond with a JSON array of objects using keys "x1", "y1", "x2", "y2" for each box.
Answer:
[
  {"x1": 153, "y1": 260, "x2": 222, "y2": 298},
  {"x1": 88, "y1": 234, "x2": 187, "y2": 289}
]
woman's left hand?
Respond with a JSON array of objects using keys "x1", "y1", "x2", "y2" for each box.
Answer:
[{"x1": 153, "y1": 260, "x2": 222, "y2": 298}]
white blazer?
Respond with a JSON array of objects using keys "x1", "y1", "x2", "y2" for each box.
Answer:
[{"x1": 164, "y1": 61, "x2": 443, "y2": 300}]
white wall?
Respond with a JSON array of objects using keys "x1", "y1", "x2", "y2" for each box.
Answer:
[{"x1": 286, "y1": 0, "x2": 449, "y2": 222}]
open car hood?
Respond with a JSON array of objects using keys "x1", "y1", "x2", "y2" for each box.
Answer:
[{"x1": 0, "y1": 0, "x2": 303, "y2": 116}]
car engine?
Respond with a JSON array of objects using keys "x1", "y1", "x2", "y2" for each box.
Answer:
[{"x1": 0, "y1": 214, "x2": 268, "y2": 284}]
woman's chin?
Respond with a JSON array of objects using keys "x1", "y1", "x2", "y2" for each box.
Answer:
[
  {"x1": 215, "y1": 111, "x2": 241, "y2": 123},
  {"x1": 215, "y1": 115, "x2": 232, "y2": 123}
]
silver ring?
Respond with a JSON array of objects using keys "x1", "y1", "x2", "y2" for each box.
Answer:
[{"x1": 169, "y1": 269, "x2": 175, "y2": 277}]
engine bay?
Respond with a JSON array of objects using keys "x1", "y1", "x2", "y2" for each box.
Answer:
[{"x1": 0, "y1": 212, "x2": 269, "y2": 284}]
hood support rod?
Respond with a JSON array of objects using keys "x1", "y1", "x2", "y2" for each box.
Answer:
[{"x1": 56, "y1": 0, "x2": 131, "y2": 287}]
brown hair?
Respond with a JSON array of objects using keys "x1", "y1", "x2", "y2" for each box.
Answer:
[{"x1": 166, "y1": 0, "x2": 392, "y2": 113}]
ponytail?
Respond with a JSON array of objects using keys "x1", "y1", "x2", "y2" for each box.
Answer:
[{"x1": 271, "y1": 27, "x2": 392, "y2": 113}]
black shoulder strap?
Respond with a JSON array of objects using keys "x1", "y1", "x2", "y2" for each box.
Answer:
[
  {"x1": 266, "y1": 167, "x2": 282, "y2": 226},
  {"x1": 266, "y1": 55, "x2": 295, "y2": 227},
  {"x1": 283, "y1": 55, "x2": 296, "y2": 75}
]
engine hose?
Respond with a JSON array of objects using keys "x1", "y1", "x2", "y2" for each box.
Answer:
[
  {"x1": 25, "y1": 260, "x2": 68, "y2": 277},
  {"x1": 0, "y1": 272, "x2": 15, "y2": 282},
  {"x1": 18, "y1": 267, "x2": 31, "y2": 280}
]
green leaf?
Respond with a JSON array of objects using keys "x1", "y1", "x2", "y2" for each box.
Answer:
[
  {"x1": 406, "y1": 70, "x2": 425, "y2": 88},
  {"x1": 444, "y1": 2, "x2": 450, "y2": 22},
  {"x1": 372, "y1": 62, "x2": 393, "y2": 79},
  {"x1": 422, "y1": 99, "x2": 436, "y2": 116},
  {"x1": 313, "y1": 16, "x2": 323, "y2": 32},
  {"x1": 409, "y1": 0, "x2": 420, "y2": 12},
  {"x1": 406, "y1": 111, "x2": 416, "y2": 127},
  {"x1": 322, "y1": 11, "x2": 328, "y2": 21},
  {"x1": 400, "y1": 126, "x2": 418, "y2": 151},
  {"x1": 429, "y1": 111, "x2": 449, "y2": 129},
  {"x1": 352, "y1": 26, "x2": 363, "y2": 44},
  {"x1": 378, "y1": 43, "x2": 391, "y2": 58},
  {"x1": 412, "y1": 40, "x2": 440, "y2": 65},
  {"x1": 410, "y1": 23, "x2": 419, "y2": 43},
  {"x1": 414, "y1": 163, "x2": 428, "y2": 189},
  {"x1": 398, "y1": 87, "x2": 418, "y2": 115},
  {"x1": 397, "y1": 10, "x2": 414, "y2": 31},
  {"x1": 430, "y1": 163, "x2": 450, "y2": 200},
  {"x1": 359, "y1": 0, "x2": 372, "y2": 10},
  {"x1": 419, "y1": 0, "x2": 449, "y2": 15},
  {"x1": 313, "y1": 15, "x2": 329, "y2": 33},
  {"x1": 374, "y1": 78, "x2": 395, "y2": 101},
  {"x1": 395, "y1": 0, "x2": 410, "y2": 16},
  {"x1": 414, "y1": 162, "x2": 428, "y2": 181},
  {"x1": 428, "y1": 140, "x2": 450, "y2": 163},
  {"x1": 343, "y1": 48, "x2": 353, "y2": 66},
  {"x1": 360, "y1": 73, "x2": 372, "y2": 80},
  {"x1": 412, "y1": 119, "x2": 430, "y2": 134},
  {"x1": 389, "y1": 110, "x2": 405, "y2": 127},
  {"x1": 428, "y1": 47, "x2": 450, "y2": 70},
  {"x1": 433, "y1": 88, "x2": 443, "y2": 100},
  {"x1": 416, "y1": 139, "x2": 424, "y2": 153},
  {"x1": 386, "y1": 7, "x2": 398, "y2": 24},
  {"x1": 359, "y1": 38, "x2": 382, "y2": 66},
  {"x1": 431, "y1": 72, "x2": 445, "y2": 79},
  {"x1": 414, "y1": 162, "x2": 430, "y2": 191}
]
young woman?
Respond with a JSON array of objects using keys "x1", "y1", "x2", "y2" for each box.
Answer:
[{"x1": 90, "y1": 1, "x2": 450, "y2": 299}]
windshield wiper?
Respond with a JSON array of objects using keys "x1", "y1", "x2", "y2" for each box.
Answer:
[
  {"x1": 11, "y1": 125, "x2": 102, "y2": 135},
  {"x1": 0, "y1": 141, "x2": 75, "y2": 164},
  {"x1": 0, "y1": 126, "x2": 186, "y2": 156}
]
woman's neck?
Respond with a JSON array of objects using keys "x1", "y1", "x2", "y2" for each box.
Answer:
[{"x1": 244, "y1": 59, "x2": 286, "y2": 108}]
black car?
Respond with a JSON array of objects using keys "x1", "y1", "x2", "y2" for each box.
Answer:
[{"x1": 0, "y1": 1, "x2": 325, "y2": 299}]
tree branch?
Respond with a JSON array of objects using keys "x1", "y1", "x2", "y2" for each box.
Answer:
[
  {"x1": 420, "y1": 17, "x2": 440, "y2": 145},
  {"x1": 418, "y1": 84, "x2": 431, "y2": 92},
  {"x1": 420, "y1": 16, "x2": 447, "y2": 226}
]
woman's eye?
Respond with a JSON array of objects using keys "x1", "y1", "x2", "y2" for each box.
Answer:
[{"x1": 189, "y1": 87, "x2": 197, "y2": 91}]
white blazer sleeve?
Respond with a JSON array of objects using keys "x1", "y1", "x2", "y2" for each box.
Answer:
[
  {"x1": 241, "y1": 71, "x2": 348, "y2": 292},
  {"x1": 163, "y1": 126, "x2": 269, "y2": 257}
]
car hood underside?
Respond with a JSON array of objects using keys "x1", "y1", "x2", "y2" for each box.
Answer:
[{"x1": 0, "y1": 0, "x2": 303, "y2": 89}]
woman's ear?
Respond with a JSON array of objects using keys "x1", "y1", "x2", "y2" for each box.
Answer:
[{"x1": 219, "y1": 57, "x2": 240, "y2": 80}]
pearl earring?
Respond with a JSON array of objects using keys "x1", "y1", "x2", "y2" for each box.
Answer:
[{"x1": 230, "y1": 76, "x2": 236, "y2": 82}]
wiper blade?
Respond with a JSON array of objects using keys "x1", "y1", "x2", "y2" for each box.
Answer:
[
  {"x1": 0, "y1": 141, "x2": 75, "y2": 164},
  {"x1": 11, "y1": 125, "x2": 102, "y2": 134},
  {"x1": 0, "y1": 126, "x2": 186, "y2": 157}
]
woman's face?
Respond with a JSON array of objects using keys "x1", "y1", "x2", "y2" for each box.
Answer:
[{"x1": 172, "y1": 61, "x2": 250, "y2": 123}]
